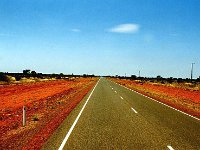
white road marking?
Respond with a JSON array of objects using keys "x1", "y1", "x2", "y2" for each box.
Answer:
[
  {"x1": 120, "y1": 96, "x2": 124, "y2": 99},
  {"x1": 131, "y1": 107, "x2": 138, "y2": 113},
  {"x1": 58, "y1": 79, "x2": 100, "y2": 150},
  {"x1": 115, "y1": 82, "x2": 200, "y2": 121},
  {"x1": 112, "y1": 88, "x2": 113, "y2": 90},
  {"x1": 115, "y1": 91, "x2": 117, "y2": 93},
  {"x1": 167, "y1": 145, "x2": 174, "y2": 150}
]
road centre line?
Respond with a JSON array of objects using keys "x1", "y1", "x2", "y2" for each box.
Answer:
[
  {"x1": 131, "y1": 107, "x2": 138, "y2": 114},
  {"x1": 58, "y1": 79, "x2": 100, "y2": 150},
  {"x1": 113, "y1": 81, "x2": 200, "y2": 121},
  {"x1": 167, "y1": 145, "x2": 174, "y2": 150},
  {"x1": 120, "y1": 96, "x2": 123, "y2": 100}
]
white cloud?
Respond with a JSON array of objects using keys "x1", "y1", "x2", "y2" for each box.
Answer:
[
  {"x1": 70, "y1": 29, "x2": 81, "y2": 32},
  {"x1": 108, "y1": 23, "x2": 140, "y2": 33}
]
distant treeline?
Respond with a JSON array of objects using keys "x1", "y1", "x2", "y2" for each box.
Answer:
[
  {"x1": 105, "y1": 75, "x2": 200, "y2": 83},
  {"x1": 0, "y1": 69, "x2": 97, "y2": 82}
]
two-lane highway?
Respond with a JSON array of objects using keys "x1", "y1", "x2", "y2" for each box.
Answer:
[{"x1": 42, "y1": 78, "x2": 200, "y2": 150}]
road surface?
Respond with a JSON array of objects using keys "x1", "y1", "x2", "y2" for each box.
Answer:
[{"x1": 42, "y1": 78, "x2": 200, "y2": 150}]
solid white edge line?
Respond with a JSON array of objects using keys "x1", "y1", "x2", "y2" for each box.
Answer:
[
  {"x1": 167, "y1": 145, "x2": 174, "y2": 150},
  {"x1": 114, "y1": 82, "x2": 200, "y2": 121},
  {"x1": 131, "y1": 107, "x2": 138, "y2": 114},
  {"x1": 58, "y1": 78, "x2": 100, "y2": 150}
]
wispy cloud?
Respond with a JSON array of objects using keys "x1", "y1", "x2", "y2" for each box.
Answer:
[
  {"x1": 108, "y1": 23, "x2": 140, "y2": 33},
  {"x1": 70, "y1": 28, "x2": 81, "y2": 32}
]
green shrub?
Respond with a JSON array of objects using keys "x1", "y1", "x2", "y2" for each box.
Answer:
[
  {"x1": 32, "y1": 114, "x2": 39, "y2": 121},
  {"x1": 15, "y1": 75, "x2": 21, "y2": 81},
  {"x1": 0, "y1": 72, "x2": 8, "y2": 82}
]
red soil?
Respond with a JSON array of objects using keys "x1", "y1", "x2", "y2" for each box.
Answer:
[
  {"x1": 0, "y1": 80, "x2": 75, "y2": 110},
  {"x1": 0, "y1": 78, "x2": 98, "y2": 150},
  {"x1": 110, "y1": 78, "x2": 200, "y2": 118}
]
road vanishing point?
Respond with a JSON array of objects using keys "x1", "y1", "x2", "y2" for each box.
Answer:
[{"x1": 42, "y1": 78, "x2": 200, "y2": 150}]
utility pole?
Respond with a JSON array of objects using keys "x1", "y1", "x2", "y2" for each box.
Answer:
[{"x1": 191, "y1": 63, "x2": 195, "y2": 81}]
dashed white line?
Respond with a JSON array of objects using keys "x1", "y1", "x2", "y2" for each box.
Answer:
[
  {"x1": 58, "y1": 79, "x2": 100, "y2": 150},
  {"x1": 120, "y1": 96, "x2": 124, "y2": 99},
  {"x1": 115, "y1": 82, "x2": 200, "y2": 121},
  {"x1": 115, "y1": 91, "x2": 117, "y2": 93},
  {"x1": 131, "y1": 107, "x2": 138, "y2": 114},
  {"x1": 167, "y1": 145, "x2": 174, "y2": 150}
]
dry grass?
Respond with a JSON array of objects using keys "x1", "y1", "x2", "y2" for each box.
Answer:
[
  {"x1": 0, "y1": 76, "x2": 60, "y2": 85},
  {"x1": 145, "y1": 81, "x2": 200, "y2": 91}
]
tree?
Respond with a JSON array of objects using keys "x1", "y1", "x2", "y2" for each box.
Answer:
[
  {"x1": 157, "y1": 75, "x2": 162, "y2": 79},
  {"x1": 0, "y1": 72, "x2": 8, "y2": 82},
  {"x1": 167, "y1": 77, "x2": 173, "y2": 83},
  {"x1": 131, "y1": 75, "x2": 137, "y2": 80},
  {"x1": 197, "y1": 76, "x2": 200, "y2": 82},
  {"x1": 23, "y1": 69, "x2": 31, "y2": 75},
  {"x1": 177, "y1": 78, "x2": 183, "y2": 83},
  {"x1": 31, "y1": 71, "x2": 37, "y2": 75},
  {"x1": 156, "y1": 75, "x2": 162, "y2": 82}
]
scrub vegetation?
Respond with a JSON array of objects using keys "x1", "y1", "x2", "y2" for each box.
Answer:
[
  {"x1": 0, "y1": 72, "x2": 98, "y2": 150},
  {"x1": 109, "y1": 76, "x2": 200, "y2": 118}
]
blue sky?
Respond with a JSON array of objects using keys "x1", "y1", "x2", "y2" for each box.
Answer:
[{"x1": 0, "y1": 0, "x2": 200, "y2": 78}]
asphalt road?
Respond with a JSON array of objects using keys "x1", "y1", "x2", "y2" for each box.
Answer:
[{"x1": 42, "y1": 78, "x2": 200, "y2": 150}]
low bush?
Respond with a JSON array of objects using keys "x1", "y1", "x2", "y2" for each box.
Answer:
[
  {"x1": 0, "y1": 73, "x2": 16, "y2": 83},
  {"x1": 0, "y1": 72, "x2": 8, "y2": 82},
  {"x1": 32, "y1": 114, "x2": 39, "y2": 121}
]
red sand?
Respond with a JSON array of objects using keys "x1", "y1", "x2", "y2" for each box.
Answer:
[
  {"x1": 0, "y1": 78, "x2": 98, "y2": 150},
  {"x1": 0, "y1": 80, "x2": 75, "y2": 110}
]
